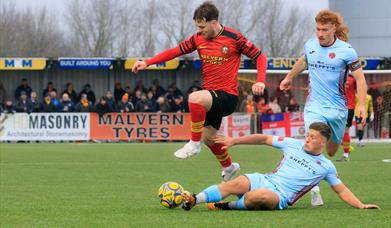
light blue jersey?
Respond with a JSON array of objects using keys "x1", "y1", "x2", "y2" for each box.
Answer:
[
  {"x1": 303, "y1": 37, "x2": 360, "y2": 143},
  {"x1": 304, "y1": 37, "x2": 360, "y2": 110},
  {"x1": 264, "y1": 136, "x2": 341, "y2": 206}
]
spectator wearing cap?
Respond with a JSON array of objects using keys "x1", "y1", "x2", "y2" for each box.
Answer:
[
  {"x1": 15, "y1": 78, "x2": 32, "y2": 100},
  {"x1": 79, "y1": 84, "x2": 96, "y2": 105},
  {"x1": 117, "y1": 93, "x2": 134, "y2": 112},
  {"x1": 15, "y1": 91, "x2": 33, "y2": 113},
  {"x1": 61, "y1": 82, "x2": 78, "y2": 104}
]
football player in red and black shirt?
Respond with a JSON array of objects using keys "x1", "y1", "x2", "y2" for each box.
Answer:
[{"x1": 132, "y1": 1, "x2": 267, "y2": 181}]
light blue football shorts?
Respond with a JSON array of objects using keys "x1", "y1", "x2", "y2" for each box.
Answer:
[
  {"x1": 304, "y1": 106, "x2": 348, "y2": 144},
  {"x1": 244, "y1": 173, "x2": 288, "y2": 210}
]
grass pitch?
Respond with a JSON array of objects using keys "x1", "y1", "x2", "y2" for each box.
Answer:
[{"x1": 0, "y1": 142, "x2": 390, "y2": 227}]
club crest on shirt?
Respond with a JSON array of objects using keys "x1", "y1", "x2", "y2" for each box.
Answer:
[
  {"x1": 316, "y1": 160, "x2": 321, "y2": 165},
  {"x1": 328, "y1": 52, "x2": 336, "y2": 59},
  {"x1": 278, "y1": 136, "x2": 284, "y2": 142},
  {"x1": 221, "y1": 45, "x2": 230, "y2": 55}
]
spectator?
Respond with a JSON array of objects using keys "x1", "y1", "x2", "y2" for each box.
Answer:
[
  {"x1": 373, "y1": 95, "x2": 384, "y2": 138},
  {"x1": 170, "y1": 95, "x2": 185, "y2": 113},
  {"x1": 79, "y1": 84, "x2": 96, "y2": 105},
  {"x1": 61, "y1": 82, "x2": 78, "y2": 104},
  {"x1": 14, "y1": 78, "x2": 32, "y2": 100},
  {"x1": 14, "y1": 91, "x2": 33, "y2": 113},
  {"x1": 186, "y1": 80, "x2": 202, "y2": 94},
  {"x1": 0, "y1": 81, "x2": 7, "y2": 108},
  {"x1": 40, "y1": 94, "x2": 56, "y2": 112},
  {"x1": 75, "y1": 93, "x2": 93, "y2": 112},
  {"x1": 59, "y1": 93, "x2": 75, "y2": 112},
  {"x1": 117, "y1": 93, "x2": 134, "y2": 112},
  {"x1": 94, "y1": 96, "x2": 112, "y2": 116},
  {"x1": 132, "y1": 89, "x2": 142, "y2": 106},
  {"x1": 287, "y1": 97, "x2": 300, "y2": 112},
  {"x1": 133, "y1": 79, "x2": 148, "y2": 95},
  {"x1": 42, "y1": 81, "x2": 57, "y2": 97},
  {"x1": 155, "y1": 95, "x2": 170, "y2": 113},
  {"x1": 50, "y1": 91, "x2": 61, "y2": 111},
  {"x1": 114, "y1": 82, "x2": 126, "y2": 102},
  {"x1": 147, "y1": 90, "x2": 157, "y2": 112},
  {"x1": 30, "y1": 91, "x2": 41, "y2": 112},
  {"x1": 105, "y1": 90, "x2": 117, "y2": 112},
  {"x1": 168, "y1": 82, "x2": 183, "y2": 97},
  {"x1": 135, "y1": 93, "x2": 153, "y2": 112},
  {"x1": 3, "y1": 100, "x2": 16, "y2": 114},
  {"x1": 273, "y1": 82, "x2": 293, "y2": 112},
  {"x1": 257, "y1": 97, "x2": 272, "y2": 114},
  {"x1": 269, "y1": 96, "x2": 282, "y2": 114},
  {"x1": 239, "y1": 94, "x2": 256, "y2": 113},
  {"x1": 150, "y1": 79, "x2": 166, "y2": 99}
]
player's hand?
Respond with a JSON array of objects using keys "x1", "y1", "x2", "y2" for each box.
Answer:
[
  {"x1": 361, "y1": 204, "x2": 381, "y2": 209},
  {"x1": 357, "y1": 105, "x2": 367, "y2": 125},
  {"x1": 280, "y1": 77, "x2": 292, "y2": 91},
  {"x1": 252, "y1": 82, "x2": 265, "y2": 95},
  {"x1": 214, "y1": 135, "x2": 234, "y2": 150},
  {"x1": 131, "y1": 60, "x2": 147, "y2": 73}
]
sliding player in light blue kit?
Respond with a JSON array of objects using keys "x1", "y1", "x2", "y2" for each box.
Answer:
[
  {"x1": 279, "y1": 10, "x2": 368, "y2": 206},
  {"x1": 181, "y1": 122, "x2": 379, "y2": 211}
]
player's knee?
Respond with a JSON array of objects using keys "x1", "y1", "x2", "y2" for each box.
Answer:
[
  {"x1": 188, "y1": 92, "x2": 203, "y2": 104},
  {"x1": 244, "y1": 192, "x2": 269, "y2": 210}
]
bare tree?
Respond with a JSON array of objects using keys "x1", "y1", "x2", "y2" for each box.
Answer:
[{"x1": 65, "y1": 0, "x2": 122, "y2": 57}]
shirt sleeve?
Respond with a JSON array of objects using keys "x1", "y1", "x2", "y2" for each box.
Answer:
[
  {"x1": 178, "y1": 34, "x2": 197, "y2": 54},
  {"x1": 236, "y1": 33, "x2": 262, "y2": 60},
  {"x1": 324, "y1": 163, "x2": 342, "y2": 186},
  {"x1": 271, "y1": 136, "x2": 298, "y2": 149},
  {"x1": 345, "y1": 46, "x2": 361, "y2": 71}
]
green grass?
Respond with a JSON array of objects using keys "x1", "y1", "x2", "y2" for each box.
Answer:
[{"x1": 0, "y1": 142, "x2": 390, "y2": 227}]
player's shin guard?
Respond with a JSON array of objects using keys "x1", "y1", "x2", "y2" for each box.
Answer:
[
  {"x1": 188, "y1": 102, "x2": 206, "y2": 142},
  {"x1": 207, "y1": 143, "x2": 232, "y2": 168},
  {"x1": 202, "y1": 185, "x2": 222, "y2": 203}
]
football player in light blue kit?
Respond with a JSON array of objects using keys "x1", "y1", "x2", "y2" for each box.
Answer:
[
  {"x1": 279, "y1": 10, "x2": 368, "y2": 206},
  {"x1": 181, "y1": 122, "x2": 379, "y2": 211}
]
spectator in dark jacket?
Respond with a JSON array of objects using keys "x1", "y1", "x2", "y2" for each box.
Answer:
[
  {"x1": 15, "y1": 91, "x2": 33, "y2": 113},
  {"x1": 79, "y1": 84, "x2": 96, "y2": 105},
  {"x1": 114, "y1": 82, "x2": 125, "y2": 102},
  {"x1": 117, "y1": 93, "x2": 134, "y2": 112},
  {"x1": 105, "y1": 90, "x2": 117, "y2": 112},
  {"x1": 15, "y1": 78, "x2": 32, "y2": 100},
  {"x1": 75, "y1": 93, "x2": 93, "y2": 112},
  {"x1": 94, "y1": 96, "x2": 112, "y2": 116},
  {"x1": 42, "y1": 81, "x2": 57, "y2": 97},
  {"x1": 61, "y1": 82, "x2": 78, "y2": 104},
  {"x1": 30, "y1": 91, "x2": 41, "y2": 112},
  {"x1": 3, "y1": 100, "x2": 16, "y2": 114},
  {"x1": 135, "y1": 93, "x2": 153, "y2": 112},
  {"x1": 59, "y1": 93, "x2": 75, "y2": 112},
  {"x1": 40, "y1": 94, "x2": 56, "y2": 112}
]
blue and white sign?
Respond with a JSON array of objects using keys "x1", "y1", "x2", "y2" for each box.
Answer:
[{"x1": 58, "y1": 58, "x2": 113, "y2": 69}]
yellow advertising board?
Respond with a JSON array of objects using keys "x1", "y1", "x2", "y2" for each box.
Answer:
[
  {"x1": 125, "y1": 58, "x2": 179, "y2": 70},
  {"x1": 0, "y1": 58, "x2": 46, "y2": 70}
]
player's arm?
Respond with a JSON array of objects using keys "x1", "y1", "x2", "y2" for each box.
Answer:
[
  {"x1": 131, "y1": 47, "x2": 183, "y2": 73},
  {"x1": 214, "y1": 134, "x2": 273, "y2": 150},
  {"x1": 280, "y1": 56, "x2": 307, "y2": 91},
  {"x1": 331, "y1": 183, "x2": 380, "y2": 209},
  {"x1": 350, "y1": 67, "x2": 368, "y2": 124},
  {"x1": 132, "y1": 35, "x2": 197, "y2": 73},
  {"x1": 236, "y1": 35, "x2": 267, "y2": 95}
]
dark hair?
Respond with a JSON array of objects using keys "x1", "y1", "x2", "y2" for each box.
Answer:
[
  {"x1": 193, "y1": 1, "x2": 219, "y2": 22},
  {"x1": 309, "y1": 122, "x2": 331, "y2": 141}
]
